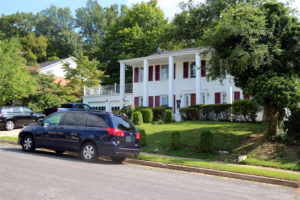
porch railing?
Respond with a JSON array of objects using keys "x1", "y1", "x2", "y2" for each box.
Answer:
[{"x1": 84, "y1": 83, "x2": 132, "y2": 96}]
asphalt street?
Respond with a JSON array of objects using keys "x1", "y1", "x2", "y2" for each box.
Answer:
[{"x1": 0, "y1": 143, "x2": 299, "y2": 200}]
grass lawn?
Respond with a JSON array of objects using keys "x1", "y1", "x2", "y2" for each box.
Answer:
[
  {"x1": 0, "y1": 136, "x2": 18, "y2": 143},
  {"x1": 137, "y1": 121, "x2": 300, "y2": 171}
]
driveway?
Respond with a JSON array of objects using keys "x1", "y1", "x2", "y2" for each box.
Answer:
[
  {"x1": 0, "y1": 143, "x2": 298, "y2": 200},
  {"x1": 0, "y1": 128, "x2": 21, "y2": 137}
]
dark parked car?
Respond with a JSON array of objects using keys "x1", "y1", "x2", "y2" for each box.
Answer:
[
  {"x1": 0, "y1": 107, "x2": 45, "y2": 131},
  {"x1": 44, "y1": 103, "x2": 92, "y2": 116},
  {"x1": 18, "y1": 111, "x2": 140, "y2": 162}
]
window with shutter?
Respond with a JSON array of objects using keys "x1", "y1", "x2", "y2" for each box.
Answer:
[
  {"x1": 149, "y1": 66, "x2": 153, "y2": 81},
  {"x1": 201, "y1": 60, "x2": 206, "y2": 77},
  {"x1": 174, "y1": 63, "x2": 176, "y2": 80},
  {"x1": 134, "y1": 68, "x2": 139, "y2": 83},
  {"x1": 183, "y1": 62, "x2": 189, "y2": 78},
  {"x1": 234, "y1": 92, "x2": 240, "y2": 101},
  {"x1": 155, "y1": 65, "x2": 160, "y2": 81},
  {"x1": 155, "y1": 96, "x2": 160, "y2": 107},
  {"x1": 134, "y1": 97, "x2": 139, "y2": 106},
  {"x1": 215, "y1": 93, "x2": 221, "y2": 104},
  {"x1": 149, "y1": 96, "x2": 153, "y2": 107}
]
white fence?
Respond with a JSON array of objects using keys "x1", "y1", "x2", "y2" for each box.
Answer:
[{"x1": 84, "y1": 83, "x2": 133, "y2": 96}]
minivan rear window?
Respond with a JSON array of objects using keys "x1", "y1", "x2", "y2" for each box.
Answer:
[
  {"x1": 86, "y1": 114, "x2": 106, "y2": 127},
  {"x1": 61, "y1": 104, "x2": 73, "y2": 108},
  {"x1": 111, "y1": 116, "x2": 136, "y2": 132}
]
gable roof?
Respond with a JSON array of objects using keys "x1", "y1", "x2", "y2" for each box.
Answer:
[{"x1": 39, "y1": 59, "x2": 63, "y2": 69}]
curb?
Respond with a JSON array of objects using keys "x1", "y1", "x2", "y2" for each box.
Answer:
[
  {"x1": 1, "y1": 140, "x2": 298, "y2": 188},
  {"x1": 125, "y1": 158, "x2": 300, "y2": 188}
]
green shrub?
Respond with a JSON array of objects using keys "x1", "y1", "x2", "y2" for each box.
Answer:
[
  {"x1": 199, "y1": 130, "x2": 214, "y2": 153},
  {"x1": 170, "y1": 131, "x2": 181, "y2": 150},
  {"x1": 132, "y1": 111, "x2": 143, "y2": 125},
  {"x1": 179, "y1": 107, "x2": 199, "y2": 121},
  {"x1": 164, "y1": 110, "x2": 173, "y2": 123},
  {"x1": 137, "y1": 128, "x2": 147, "y2": 146},
  {"x1": 152, "y1": 107, "x2": 171, "y2": 121},
  {"x1": 140, "y1": 109, "x2": 153, "y2": 123},
  {"x1": 232, "y1": 99, "x2": 260, "y2": 122},
  {"x1": 284, "y1": 107, "x2": 300, "y2": 142},
  {"x1": 199, "y1": 104, "x2": 232, "y2": 121},
  {"x1": 121, "y1": 105, "x2": 135, "y2": 119}
]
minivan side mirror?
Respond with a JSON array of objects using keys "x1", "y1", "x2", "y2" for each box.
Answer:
[{"x1": 37, "y1": 119, "x2": 44, "y2": 126}]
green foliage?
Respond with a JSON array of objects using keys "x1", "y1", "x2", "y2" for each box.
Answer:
[
  {"x1": 232, "y1": 99, "x2": 260, "y2": 122},
  {"x1": 180, "y1": 104, "x2": 232, "y2": 121},
  {"x1": 137, "y1": 128, "x2": 147, "y2": 146},
  {"x1": 284, "y1": 107, "x2": 300, "y2": 142},
  {"x1": 151, "y1": 107, "x2": 171, "y2": 121},
  {"x1": 164, "y1": 110, "x2": 173, "y2": 123},
  {"x1": 121, "y1": 105, "x2": 135, "y2": 119},
  {"x1": 199, "y1": 130, "x2": 214, "y2": 153},
  {"x1": 132, "y1": 111, "x2": 143, "y2": 125},
  {"x1": 0, "y1": 38, "x2": 37, "y2": 105},
  {"x1": 202, "y1": 2, "x2": 300, "y2": 136},
  {"x1": 170, "y1": 131, "x2": 181, "y2": 150},
  {"x1": 139, "y1": 109, "x2": 153, "y2": 123}
]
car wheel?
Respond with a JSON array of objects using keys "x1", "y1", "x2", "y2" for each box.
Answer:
[
  {"x1": 21, "y1": 135, "x2": 35, "y2": 152},
  {"x1": 5, "y1": 120, "x2": 15, "y2": 131},
  {"x1": 55, "y1": 150, "x2": 64, "y2": 155},
  {"x1": 111, "y1": 157, "x2": 126, "y2": 164},
  {"x1": 81, "y1": 142, "x2": 98, "y2": 162}
]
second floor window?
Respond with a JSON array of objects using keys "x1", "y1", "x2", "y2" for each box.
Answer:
[
  {"x1": 161, "y1": 65, "x2": 168, "y2": 80},
  {"x1": 190, "y1": 62, "x2": 196, "y2": 78}
]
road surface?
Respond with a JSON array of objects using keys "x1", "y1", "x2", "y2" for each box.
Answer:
[{"x1": 0, "y1": 143, "x2": 298, "y2": 200}]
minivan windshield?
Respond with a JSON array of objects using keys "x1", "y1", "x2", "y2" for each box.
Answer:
[{"x1": 111, "y1": 116, "x2": 136, "y2": 132}]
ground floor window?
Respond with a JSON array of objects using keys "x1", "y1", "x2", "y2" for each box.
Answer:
[
  {"x1": 185, "y1": 94, "x2": 190, "y2": 107},
  {"x1": 161, "y1": 96, "x2": 168, "y2": 106},
  {"x1": 93, "y1": 106, "x2": 106, "y2": 111},
  {"x1": 111, "y1": 107, "x2": 120, "y2": 111},
  {"x1": 221, "y1": 92, "x2": 227, "y2": 104}
]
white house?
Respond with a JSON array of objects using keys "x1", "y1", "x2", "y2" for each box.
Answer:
[
  {"x1": 38, "y1": 57, "x2": 77, "y2": 78},
  {"x1": 83, "y1": 47, "x2": 249, "y2": 121}
]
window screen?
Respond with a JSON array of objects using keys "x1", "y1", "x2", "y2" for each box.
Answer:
[
  {"x1": 62, "y1": 112, "x2": 85, "y2": 126},
  {"x1": 86, "y1": 114, "x2": 106, "y2": 127}
]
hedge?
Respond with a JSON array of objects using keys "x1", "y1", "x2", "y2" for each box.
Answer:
[
  {"x1": 137, "y1": 128, "x2": 147, "y2": 146},
  {"x1": 152, "y1": 107, "x2": 172, "y2": 121},
  {"x1": 232, "y1": 99, "x2": 259, "y2": 122},
  {"x1": 164, "y1": 109, "x2": 173, "y2": 123},
  {"x1": 132, "y1": 111, "x2": 143, "y2": 125},
  {"x1": 139, "y1": 109, "x2": 153, "y2": 123},
  {"x1": 284, "y1": 107, "x2": 300, "y2": 142}
]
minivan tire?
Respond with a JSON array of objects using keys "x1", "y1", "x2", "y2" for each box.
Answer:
[
  {"x1": 21, "y1": 135, "x2": 35, "y2": 152},
  {"x1": 5, "y1": 120, "x2": 15, "y2": 131},
  {"x1": 81, "y1": 142, "x2": 98, "y2": 162}
]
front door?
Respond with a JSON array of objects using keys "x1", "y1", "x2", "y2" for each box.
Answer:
[{"x1": 191, "y1": 93, "x2": 196, "y2": 105}]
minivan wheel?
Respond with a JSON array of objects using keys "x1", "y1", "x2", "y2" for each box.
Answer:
[
  {"x1": 81, "y1": 142, "x2": 98, "y2": 162},
  {"x1": 111, "y1": 157, "x2": 126, "y2": 164},
  {"x1": 5, "y1": 120, "x2": 15, "y2": 131},
  {"x1": 21, "y1": 135, "x2": 35, "y2": 152}
]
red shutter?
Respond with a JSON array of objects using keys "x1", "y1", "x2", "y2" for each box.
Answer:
[
  {"x1": 243, "y1": 94, "x2": 250, "y2": 100},
  {"x1": 149, "y1": 66, "x2": 153, "y2": 81},
  {"x1": 155, "y1": 65, "x2": 160, "y2": 81},
  {"x1": 173, "y1": 95, "x2": 176, "y2": 113},
  {"x1": 155, "y1": 96, "x2": 160, "y2": 107},
  {"x1": 134, "y1": 97, "x2": 139, "y2": 106},
  {"x1": 149, "y1": 96, "x2": 154, "y2": 107},
  {"x1": 191, "y1": 93, "x2": 196, "y2": 105},
  {"x1": 183, "y1": 62, "x2": 189, "y2": 78},
  {"x1": 234, "y1": 92, "x2": 241, "y2": 101},
  {"x1": 174, "y1": 63, "x2": 176, "y2": 80},
  {"x1": 134, "y1": 68, "x2": 139, "y2": 83},
  {"x1": 215, "y1": 93, "x2": 221, "y2": 104},
  {"x1": 201, "y1": 60, "x2": 206, "y2": 77}
]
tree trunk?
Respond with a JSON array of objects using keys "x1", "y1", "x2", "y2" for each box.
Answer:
[{"x1": 264, "y1": 106, "x2": 279, "y2": 137}]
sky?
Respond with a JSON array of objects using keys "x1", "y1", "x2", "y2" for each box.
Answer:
[{"x1": 0, "y1": 0, "x2": 299, "y2": 20}]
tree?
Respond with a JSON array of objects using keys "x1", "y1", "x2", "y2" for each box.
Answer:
[
  {"x1": 63, "y1": 52, "x2": 105, "y2": 93},
  {"x1": 20, "y1": 33, "x2": 48, "y2": 65},
  {"x1": 203, "y1": 2, "x2": 300, "y2": 136},
  {"x1": 0, "y1": 38, "x2": 37, "y2": 105},
  {"x1": 35, "y1": 5, "x2": 82, "y2": 59},
  {"x1": 100, "y1": 0, "x2": 168, "y2": 84}
]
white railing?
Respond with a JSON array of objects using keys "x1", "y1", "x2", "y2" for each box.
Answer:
[{"x1": 84, "y1": 83, "x2": 132, "y2": 96}]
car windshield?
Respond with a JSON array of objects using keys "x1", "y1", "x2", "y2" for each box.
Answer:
[{"x1": 111, "y1": 116, "x2": 136, "y2": 132}]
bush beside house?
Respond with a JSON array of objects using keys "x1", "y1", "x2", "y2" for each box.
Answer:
[{"x1": 132, "y1": 111, "x2": 143, "y2": 125}]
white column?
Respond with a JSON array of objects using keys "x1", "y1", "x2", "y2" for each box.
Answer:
[
  {"x1": 227, "y1": 74, "x2": 233, "y2": 104},
  {"x1": 195, "y1": 53, "x2": 201, "y2": 104},
  {"x1": 83, "y1": 85, "x2": 86, "y2": 96},
  {"x1": 120, "y1": 62, "x2": 125, "y2": 108},
  {"x1": 143, "y1": 59, "x2": 149, "y2": 107},
  {"x1": 98, "y1": 84, "x2": 101, "y2": 95},
  {"x1": 168, "y1": 56, "x2": 174, "y2": 107}
]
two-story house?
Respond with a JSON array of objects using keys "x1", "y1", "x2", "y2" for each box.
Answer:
[{"x1": 83, "y1": 47, "x2": 248, "y2": 121}]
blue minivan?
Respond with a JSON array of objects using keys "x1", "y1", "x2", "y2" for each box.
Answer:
[{"x1": 18, "y1": 111, "x2": 140, "y2": 163}]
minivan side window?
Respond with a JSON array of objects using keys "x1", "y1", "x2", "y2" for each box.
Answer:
[
  {"x1": 13, "y1": 107, "x2": 21, "y2": 113},
  {"x1": 44, "y1": 112, "x2": 64, "y2": 125},
  {"x1": 62, "y1": 112, "x2": 85, "y2": 126},
  {"x1": 83, "y1": 104, "x2": 91, "y2": 110},
  {"x1": 86, "y1": 114, "x2": 106, "y2": 127}
]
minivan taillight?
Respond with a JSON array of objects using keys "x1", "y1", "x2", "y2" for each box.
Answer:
[
  {"x1": 0, "y1": 114, "x2": 2, "y2": 117},
  {"x1": 57, "y1": 109, "x2": 60, "y2": 112},
  {"x1": 136, "y1": 132, "x2": 141, "y2": 140},
  {"x1": 107, "y1": 128, "x2": 125, "y2": 137}
]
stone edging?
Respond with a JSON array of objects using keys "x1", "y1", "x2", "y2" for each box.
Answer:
[{"x1": 125, "y1": 158, "x2": 300, "y2": 188}]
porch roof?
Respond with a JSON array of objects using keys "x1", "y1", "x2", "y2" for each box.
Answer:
[{"x1": 118, "y1": 47, "x2": 209, "y2": 67}]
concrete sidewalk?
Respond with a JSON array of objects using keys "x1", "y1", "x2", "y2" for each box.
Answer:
[{"x1": 0, "y1": 128, "x2": 21, "y2": 137}]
